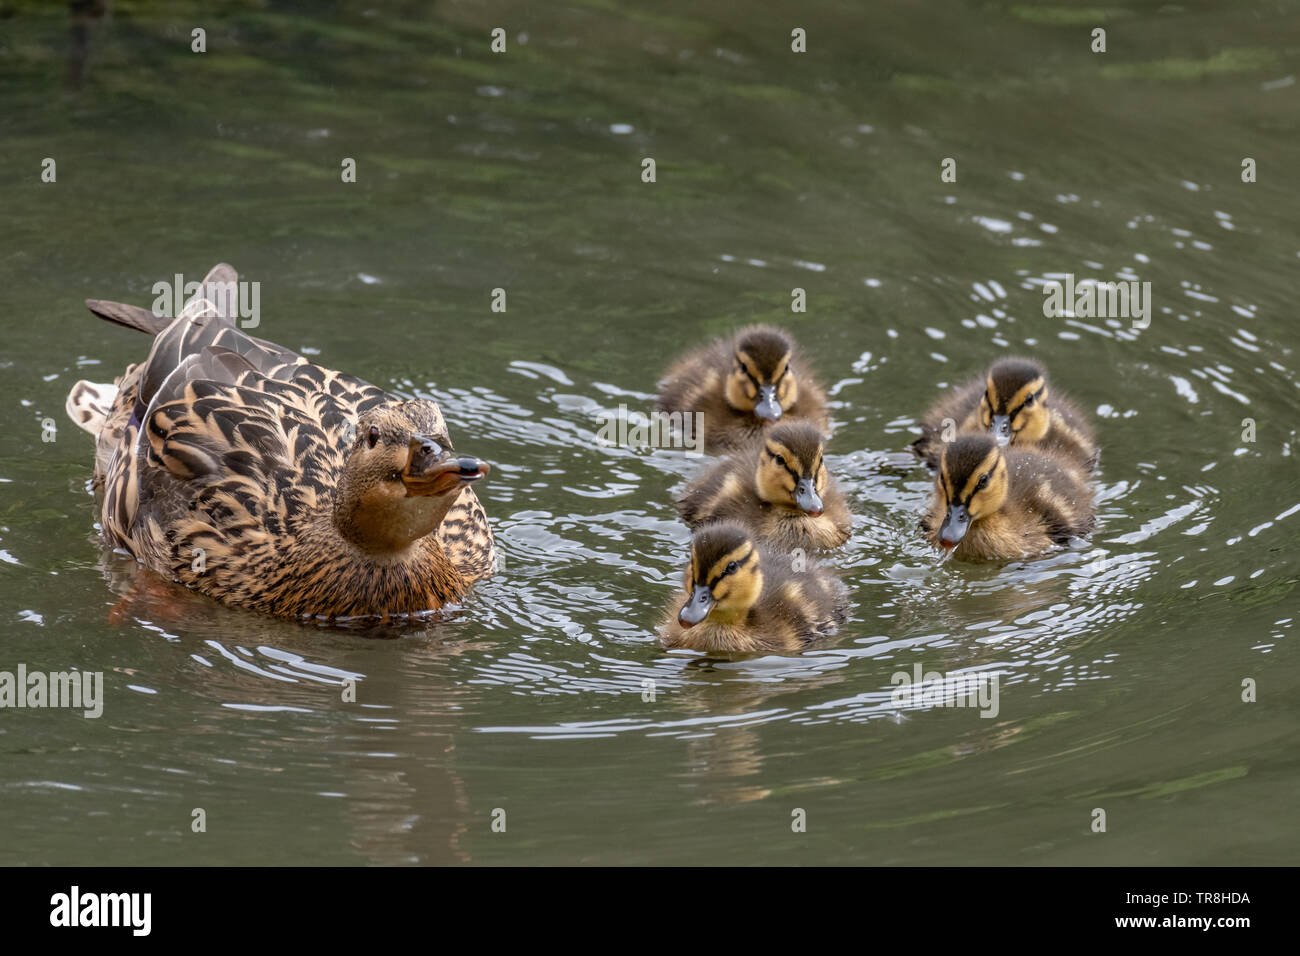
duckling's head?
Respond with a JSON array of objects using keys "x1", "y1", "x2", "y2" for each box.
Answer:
[
  {"x1": 677, "y1": 522, "x2": 764, "y2": 628},
  {"x1": 978, "y1": 357, "x2": 1049, "y2": 447},
  {"x1": 936, "y1": 435, "x2": 1008, "y2": 549},
  {"x1": 334, "y1": 401, "x2": 489, "y2": 554},
  {"x1": 754, "y1": 421, "x2": 829, "y2": 516},
  {"x1": 723, "y1": 327, "x2": 799, "y2": 422}
]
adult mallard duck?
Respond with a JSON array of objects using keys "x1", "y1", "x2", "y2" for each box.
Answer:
[
  {"x1": 910, "y1": 357, "x2": 1097, "y2": 472},
  {"x1": 660, "y1": 521, "x2": 848, "y2": 654},
  {"x1": 65, "y1": 264, "x2": 495, "y2": 620},
  {"x1": 922, "y1": 434, "x2": 1094, "y2": 561},
  {"x1": 676, "y1": 421, "x2": 852, "y2": 551},
  {"x1": 655, "y1": 325, "x2": 830, "y2": 454}
]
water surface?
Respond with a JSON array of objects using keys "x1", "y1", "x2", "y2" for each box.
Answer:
[{"x1": 0, "y1": 0, "x2": 1297, "y2": 864}]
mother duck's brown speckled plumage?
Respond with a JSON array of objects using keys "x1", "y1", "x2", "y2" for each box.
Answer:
[{"x1": 65, "y1": 264, "x2": 496, "y2": 620}]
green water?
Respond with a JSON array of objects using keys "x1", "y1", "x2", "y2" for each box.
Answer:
[{"x1": 1, "y1": 0, "x2": 1297, "y2": 865}]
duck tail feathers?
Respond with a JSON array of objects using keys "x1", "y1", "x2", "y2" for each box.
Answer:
[{"x1": 66, "y1": 379, "x2": 118, "y2": 435}]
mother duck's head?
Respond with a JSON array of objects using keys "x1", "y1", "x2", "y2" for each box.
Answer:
[{"x1": 333, "y1": 400, "x2": 489, "y2": 555}]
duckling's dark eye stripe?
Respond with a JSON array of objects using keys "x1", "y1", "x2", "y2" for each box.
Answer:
[
  {"x1": 766, "y1": 443, "x2": 802, "y2": 481},
  {"x1": 955, "y1": 450, "x2": 1002, "y2": 502},
  {"x1": 707, "y1": 545, "x2": 754, "y2": 587},
  {"x1": 1008, "y1": 385, "x2": 1045, "y2": 422},
  {"x1": 958, "y1": 475, "x2": 991, "y2": 508}
]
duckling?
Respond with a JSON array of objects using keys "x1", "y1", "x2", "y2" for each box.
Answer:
[
  {"x1": 922, "y1": 434, "x2": 1094, "y2": 561},
  {"x1": 677, "y1": 421, "x2": 852, "y2": 551},
  {"x1": 910, "y1": 357, "x2": 1097, "y2": 472},
  {"x1": 65, "y1": 263, "x2": 495, "y2": 620},
  {"x1": 660, "y1": 521, "x2": 848, "y2": 654},
  {"x1": 656, "y1": 325, "x2": 830, "y2": 454}
]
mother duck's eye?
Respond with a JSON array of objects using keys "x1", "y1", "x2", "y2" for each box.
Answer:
[{"x1": 367, "y1": 426, "x2": 380, "y2": 448}]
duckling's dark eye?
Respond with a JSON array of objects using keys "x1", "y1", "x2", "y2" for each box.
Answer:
[
  {"x1": 976, "y1": 473, "x2": 990, "y2": 491},
  {"x1": 1024, "y1": 393, "x2": 1036, "y2": 406},
  {"x1": 726, "y1": 561, "x2": 738, "y2": 574},
  {"x1": 773, "y1": 455, "x2": 785, "y2": 469},
  {"x1": 367, "y1": 426, "x2": 380, "y2": 448}
]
